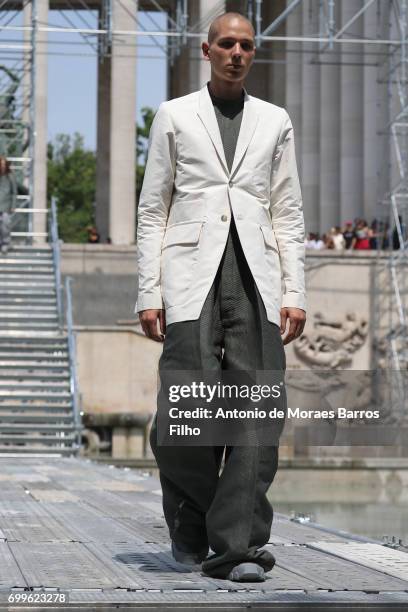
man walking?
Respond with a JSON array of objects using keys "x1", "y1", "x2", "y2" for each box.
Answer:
[{"x1": 135, "y1": 12, "x2": 306, "y2": 582}]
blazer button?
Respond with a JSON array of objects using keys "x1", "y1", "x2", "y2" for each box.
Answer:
[
  {"x1": 229, "y1": 181, "x2": 234, "y2": 188},
  {"x1": 221, "y1": 214, "x2": 228, "y2": 222}
]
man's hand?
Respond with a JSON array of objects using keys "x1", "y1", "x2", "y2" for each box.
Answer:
[
  {"x1": 139, "y1": 309, "x2": 166, "y2": 342},
  {"x1": 280, "y1": 307, "x2": 306, "y2": 345}
]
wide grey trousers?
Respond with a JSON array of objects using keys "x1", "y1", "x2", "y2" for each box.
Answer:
[{"x1": 150, "y1": 216, "x2": 286, "y2": 578}]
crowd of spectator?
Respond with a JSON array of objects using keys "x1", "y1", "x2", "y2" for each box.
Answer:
[{"x1": 305, "y1": 218, "x2": 406, "y2": 251}]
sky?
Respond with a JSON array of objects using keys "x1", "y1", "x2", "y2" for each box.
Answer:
[
  {"x1": 1, "y1": 9, "x2": 167, "y2": 151},
  {"x1": 47, "y1": 11, "x2": 167, "y2": 150}
]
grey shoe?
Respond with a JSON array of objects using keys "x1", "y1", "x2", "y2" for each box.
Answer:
[
  {"x1": 227, "y1": 562, "x2": 266, "y2": 582},
  {"x1": 1, "y1": 244, "x2": 8, "y2": 255},
  {"x1": 171, "y1": 540, "x2": 208, "y2": 567}
]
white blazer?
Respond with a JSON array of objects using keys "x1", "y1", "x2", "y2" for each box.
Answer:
[{"x1": 135, "y1": 84, "x2": 306, "y2": 327}]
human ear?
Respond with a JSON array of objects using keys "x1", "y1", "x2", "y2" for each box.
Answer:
[{"x1": 202, "y1": 41, "x2": 210, "y2": 60}]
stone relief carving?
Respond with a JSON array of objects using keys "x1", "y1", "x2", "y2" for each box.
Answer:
[
  {"x1": 286, "y1": 313, "x2": 402, "y2": 447},
  {"x1": 293, "y1": 311, "x2": 368, "y2": 369}
]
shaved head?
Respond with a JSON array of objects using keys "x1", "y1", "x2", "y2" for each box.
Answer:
[
  {"x1": 208, "y1": 12, "x2": 255, "y2": 45},
  {"x1": 202, "y1": 11, "x2": 255, "y2": 97}
]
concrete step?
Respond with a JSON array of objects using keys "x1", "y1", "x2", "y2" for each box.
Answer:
[
  {"x1": 0, "y1": 412, "x2": 74, "y2": 423},
  {"x1": 0, "y1": 381, "x2": 70, "y2": 390},
  {"x1": 0, "y1": 298, "x2": 57, "y2": 306},
  {"x1": 5, "y1": 245, "x2": 52, "y2": 253},
  {"x1": 0, "y1": 423, "x2": 76, "y2": 434},
  {"x1": 0, "y1": 274, "x2": 54, "y2": 281},
  {"x1": 0, "y1": 433, "x2": 77, "y2": 444},
  {"x1": 0, "y1": 305, "x2": 57, "y2": 312},
  {"x1": 0, "y1": 340, "x2": 67, "y2": 348},
  {"x1": 0, "y1": 360, "x2": 69, "y2": 369},
  {"x1": 0, "y1": 445, "x2": 76, "y2": 454},
  {"x1": 0, "y1": 331, "x2": 63, "y2": 338},
  {"x1": 0, "y1": 403, "x2": 73, "y2": 412},
  {"x1": 0, "y1": 255, "x2": 53, "y2": 262},
  {"x1": 1, "y1": 247, "x2": 52, "y2": 253},
  {"x1": 0, "y1": 371, "x2": 70, "y2": 380},
  {"x1": 0, "y1": 290, "x2": 56, "y2": 297},
  {"x1": 0, "y1": 314, "x2": 58, "y2": 322},
  {"x1": 0, "y1": 342, "x2": 67, "y2": 350},
  {"x1": 0, "y1": 255, "x2": 53, "y2": 263},
  {"x1": 0, "y1": 265, "x2": 54, "y2": 273},
  {"x1": 0, "y1": 352, "x2": 69, "y2": 361},
  {"x1": 0, "y1": 280, "x2": 55, "y2": 288},
  {"x1": 0, "y1": 390, "x2": 71, "y2": 400},
  {"x1": 0, "y1": 323, "x2": 60, "y2": 331},
  {"x1": 0, "y1": 335, "x2": 67, "y2": 344}
]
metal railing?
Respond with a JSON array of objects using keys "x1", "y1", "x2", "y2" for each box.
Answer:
[
  {"x1": 48, "y1": 197, "x2": 82, "y2": 450},
  {"x1": 65, "y1": 275, "x2": 82, "y2": 448},
  {"x1": 49, "y1": 197, "x2": 63, "y2": 328}
]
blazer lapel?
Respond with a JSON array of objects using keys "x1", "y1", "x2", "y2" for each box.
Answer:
[
  {"x1": 196, "y1": 84, "x2": 259, "y2": 178},
  {"x1": 230, "y1": 91, "x2": 259, "y2": 178},
  {"x1": 197, "y1": 85, "x2": 229, "y2": 175}
]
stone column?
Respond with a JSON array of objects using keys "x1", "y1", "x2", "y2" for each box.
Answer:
[
  {"x1": 319, "y1": 2, "x2": 340, "y2": 233},
  {"x1": 22, "y1": 0, "x2": 32, "y2": 198},
  {"x1": 363, "y1": 2, "x2": 379, "y2": 222},
  {"x1": 301, "y1": 1, "x2": 320, "y2": 234},
  {"x1": 96, "y1": 45, "x2": 111, "y2": 243},
  {"x1": 377, "y1": 2, "x2": 391, "y2": 210},
  {"x1": 32, "y1": 0, "x2": 48, "y2": 244},
  {"x1": 96, "y1": 0, "x2": 137, "y2": 245},
  {"x1": 389, "y1": 3, "x2": 401, "y2": 199},
  {"x1": 285, "y1": 1, "x2": 302, "y2": 178},
  {"x1": 196, "y1": 0, "x2": 226, "y2": 89},
  {"x1": 169, "y1": 0, "x2": 226, "y2": 98},
  {"x1": 22, "y1": 1, "x2": 32, "y2": 142},
  {"x1": 340, "y1": 1, "x2": 364, "y2": 224},
  {"x1": 244, "y1": 0, "x2": 286, "y2": 105}
]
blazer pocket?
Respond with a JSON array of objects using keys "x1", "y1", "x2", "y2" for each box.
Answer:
[
  {"x1": 160, "y1": 221, "x2": 204, "y2": 309},
  {"x1": 260, "y1": 224, "x2": 279, "y2": 252},
  {"x1": 162, "y1": 220, "x2": 204, "y2": 249}
]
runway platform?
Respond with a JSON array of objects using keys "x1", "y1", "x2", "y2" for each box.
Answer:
[{"x1": 0, "y1": 455, "x2": 407, "y2": 611}]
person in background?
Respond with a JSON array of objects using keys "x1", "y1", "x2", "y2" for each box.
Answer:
[
  {"x1": 324, "y1": 231, "x2": 334, "y2": 249},
  {"x1": 304, "y1": 232, "x2": 315, "y2": 249},
  {"x1": 380, "y1": 220, "x2": 390, "y2": 249},
  {"x1": 86, "y1": 225, "x2": 100, "y2": 244},
  {"x1": 342, "y1": 221, "x2": 355, "y2": 250},
  {"x1": 330, "y1": 226, "x2": 346, "y2": 251},
  {"x1": 305, "y1": 232, "x2": 316, "y2": 249},
  {"x1": 392, "y1": 215, "x2": 405, "y2": 250},
  {"x1": 305, "y1": 233, "x2": 313, "y2": 249},
  {"x1": 369, "y1": 219, "x2": 379, "y2": 250},
  {"x1": 351, "y1": 219, "x2": 371, "y2": 250},
  {"x1": 310, "y1": 232, "x2": 324, "y2": 249},
  {"x1": 0, "y1": 155, "x2": 17, "y2": 255}
]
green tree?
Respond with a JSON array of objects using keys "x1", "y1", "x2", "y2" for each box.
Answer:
[
  {"x1": 136, "y1": 106, "x2": 155, "y2": 201},
  {"x1": 47, "y1": 133, "x2": 96, "y2": 243},
  {"x1": 46, "y1": 109, "x2": 155, "y2": 243}
]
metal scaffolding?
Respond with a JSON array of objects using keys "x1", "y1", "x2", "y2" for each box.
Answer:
[
  {"x1": 0, "y1": 0, "x2": 34, "y2": 240},
  {"x1": 373, "y1": 0, "x2": 408, "y2": 412},
  {"x1": 0, "y1": 0, "x2": 407, "y2": 388}
]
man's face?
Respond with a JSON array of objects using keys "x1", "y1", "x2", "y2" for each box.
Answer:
[{"x1": 203, "y1": 17, "x2": 256, "y2": 83}]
